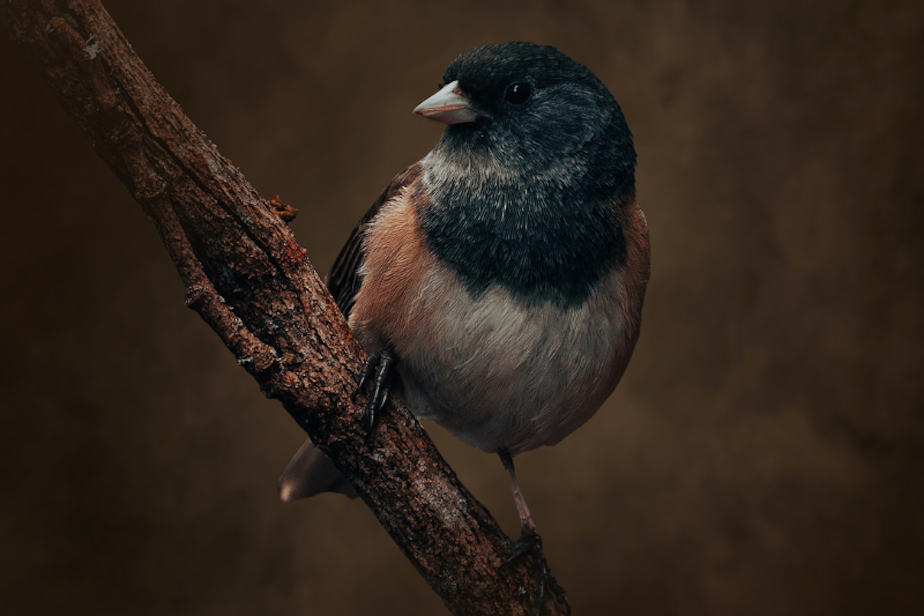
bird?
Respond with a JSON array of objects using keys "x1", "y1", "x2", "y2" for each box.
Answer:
[{"x1": 278, "y1": 41, "x2": 649, "y2": 561}]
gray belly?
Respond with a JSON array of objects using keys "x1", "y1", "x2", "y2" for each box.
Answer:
[{"x1": 391, "y1": 269, "x2": 627, "y2": 455}]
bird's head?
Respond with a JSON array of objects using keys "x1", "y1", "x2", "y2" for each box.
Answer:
[{"x1": 415, "y1": 42, "x2": 635, "y2": 197}]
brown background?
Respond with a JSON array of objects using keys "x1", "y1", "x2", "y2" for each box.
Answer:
[{"x1": 2, "y1": 1, "x2": 923, "y2": 614}]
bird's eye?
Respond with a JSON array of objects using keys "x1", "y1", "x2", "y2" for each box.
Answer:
[{"x1": 504, "y1": 82, "x2": 532, "y2": 104}]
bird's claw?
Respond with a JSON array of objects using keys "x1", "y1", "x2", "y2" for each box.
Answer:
[
  {"x1": 355, "y1": 346, "x2": 397, "y2": 441},
  {"x1": 505, "y1": 528, "x2": 544, "y2": 567},
  {"x1": 504, "y1": 529, "x2": 570, "y2": 616}
]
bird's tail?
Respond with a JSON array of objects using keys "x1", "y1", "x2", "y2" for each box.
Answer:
[{"x1": 277, "y1": 438, "x2": 358, "y2": 502}]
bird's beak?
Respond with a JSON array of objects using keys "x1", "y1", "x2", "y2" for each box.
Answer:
[{"x1": 413, "y1": 80, "x2": 479, "y2": 125}]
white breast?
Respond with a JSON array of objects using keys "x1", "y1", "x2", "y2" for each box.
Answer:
[{"x1": 392, "y1": 265, "x2": 628, "y2": 455}]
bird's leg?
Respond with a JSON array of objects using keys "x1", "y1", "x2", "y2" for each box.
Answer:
[
  {"x1": 500, "y1": 447, "x2": 537, "y2": 534},
  {"x1": 498, "y1": 448, "x2": 570, "y2": 616},
  {"x1": 355, "y1": 345, "x2": 398, "y2": 437}
]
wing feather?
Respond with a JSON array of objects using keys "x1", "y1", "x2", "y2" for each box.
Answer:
[{"x1": 325, "y1": 162, "x2": 423, "y2": 317}]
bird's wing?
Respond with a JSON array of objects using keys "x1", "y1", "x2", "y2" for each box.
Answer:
[{"x1": 324, "y1": 162, "x2": 423, "y2": 317}]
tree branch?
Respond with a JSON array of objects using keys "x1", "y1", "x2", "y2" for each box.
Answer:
[{"x1": 0, "y1": 1, "x2": 569, "y2": 614}]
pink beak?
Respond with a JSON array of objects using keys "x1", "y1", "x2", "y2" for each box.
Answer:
[{"x1": 413, "y1": 80, "x2": 479, "y2": 125}]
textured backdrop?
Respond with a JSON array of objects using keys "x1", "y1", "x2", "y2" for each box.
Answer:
[{"x1": 2, "y1": 1, "x2": 922, "y2": 614}]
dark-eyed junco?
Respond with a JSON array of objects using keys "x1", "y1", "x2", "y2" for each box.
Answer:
[{"x1": 279, "y1": 42, "x2": 649, "y2": 547}]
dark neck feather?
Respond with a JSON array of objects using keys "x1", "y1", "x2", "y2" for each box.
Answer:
[{"x1": 419, "y1": 129, "x2": 633, "y2": 308}]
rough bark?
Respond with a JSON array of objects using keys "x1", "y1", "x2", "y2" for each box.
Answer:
[{"x1": 0, "y1": 1, "x2": 569, "y2": 615}]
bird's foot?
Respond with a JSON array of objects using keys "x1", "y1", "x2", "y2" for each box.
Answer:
[
  {"x1": 504, "y1": 529, "x2": 570, "y2": 616},
  {"x1": 355, "y1": 345, "x2": 397, "y2": 439}
]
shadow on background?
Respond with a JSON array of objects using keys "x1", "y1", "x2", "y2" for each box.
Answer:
[{"x1": 1, "y1": 1, "x2": 922, "y2": 614}]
